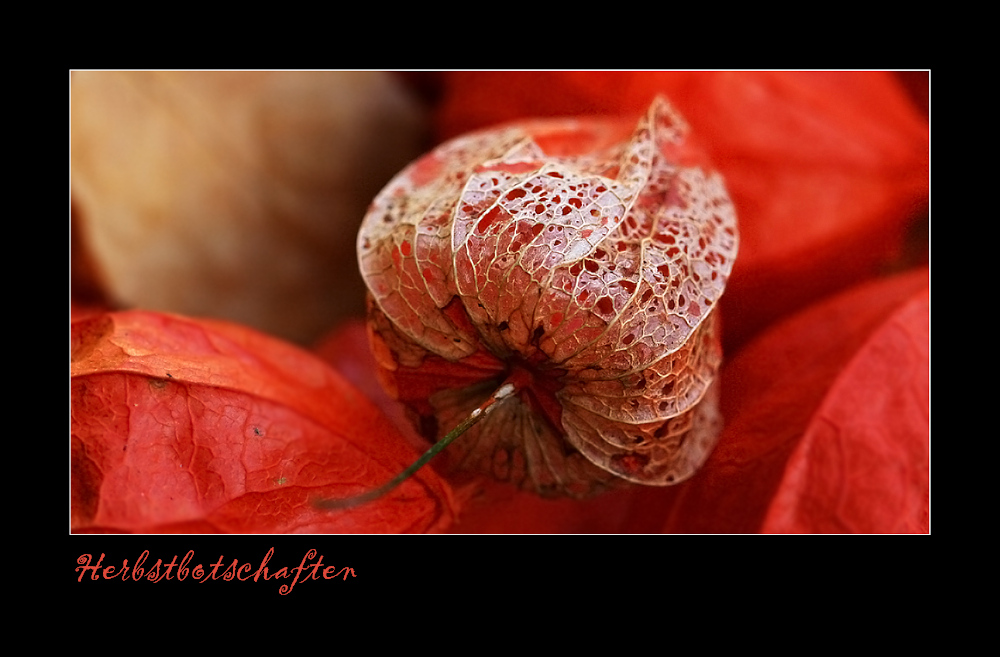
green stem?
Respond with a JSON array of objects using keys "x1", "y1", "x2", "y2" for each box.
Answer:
[{"x1": 314, "y1": 381, "x2": 518, "y2": 510}]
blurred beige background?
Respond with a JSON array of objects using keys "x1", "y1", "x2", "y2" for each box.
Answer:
[{"x1": 71, "y1": 71, "x2": 429, "y2": 344}]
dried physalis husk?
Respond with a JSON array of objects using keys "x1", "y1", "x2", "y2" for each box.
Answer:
[{"x1": 358, "y1": 97, "x2": 738, "y2": 498}]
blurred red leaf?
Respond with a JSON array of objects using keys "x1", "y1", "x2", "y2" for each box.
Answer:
[
  {"x1": 313, "y1": 320, "x2": 429, "y2": 456},
  {"x1": 430, "y1": 71, "x2": 929, "y2": 350},
  {"x1": 71, "y1": 310, "x2": 457, "y2": 533},
  {"x1": 661, "y1": 267, "x2": 929, "y2": 533}
]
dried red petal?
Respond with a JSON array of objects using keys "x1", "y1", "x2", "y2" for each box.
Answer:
[
  {"x1": 359, "y1": 99, "x2": 738, "y2": 496},
  {"x1": 71, "y1": 310, "x2": 457, "y2": 533},
  {"x1": 661, "y1": 267, "x2": 929, "y2": 533}
]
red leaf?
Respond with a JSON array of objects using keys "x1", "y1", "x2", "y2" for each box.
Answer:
[
  {"x1": 759, "y1": 286, "x2": 929, "y2": 533},
  {"x1": 71, "y1": 310, "x2": 457, "y2": 533},
  {"x1": 661, "y1": 267, "x2": 929, "y2": 533},
  {"x1": 430, "y1": 71, "x2": 929, "y2": 350}
]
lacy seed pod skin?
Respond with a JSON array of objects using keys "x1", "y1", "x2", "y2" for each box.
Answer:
[{"x1": 358, "y1": 97, "x2": 739, "y2": 498}]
